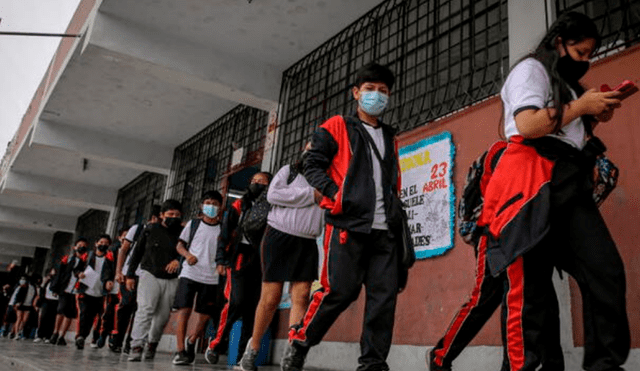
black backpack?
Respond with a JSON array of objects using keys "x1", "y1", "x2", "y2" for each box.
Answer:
[
  {"x1": 458, "y1": 142, "x2": 507, "y2": 248},
  {"x1": 241, "y1": 187, "x2": 271, "y2": 247}
]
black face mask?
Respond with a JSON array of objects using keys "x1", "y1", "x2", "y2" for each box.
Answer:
[
  {"x1": 96, "y1": 244, "x2": 109, "y2": 253},
  {"x1": 247, "y1": 183, "x2": 266, "y2": 197},
  {"x1": 75, "y1": 246, "x2": 87, "y2": 255},
  {"x1": 164, "y1": 217, "x2": 182, "y2": 230},
  {"x1": 556, "y1": 51, "x2": 589, "y2": 83}
]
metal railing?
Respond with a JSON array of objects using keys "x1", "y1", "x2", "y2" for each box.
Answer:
[
  {"x1": 112, "y1": 172, "x2": 167, "y2": 234},
  {"x1": 276, "y1": 0, "x2": 509, "y2": 168},
  {"x1": 75, "y1": 209, "x2": 110, "y2": 243},
  {"x1": 167, "y1": 105, "x2": 269, "y2": 218},
  {"x1": 556, "y1": 0, "x2": 640, "y2": 58}
]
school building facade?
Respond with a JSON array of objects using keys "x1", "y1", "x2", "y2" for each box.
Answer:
[{"x1": 0, "y1": 0, "x2": 638, "y2": 369}]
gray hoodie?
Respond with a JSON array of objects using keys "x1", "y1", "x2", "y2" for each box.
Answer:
[{"x1": 266, "y1": 165, "x2": 324, "y2": 239}]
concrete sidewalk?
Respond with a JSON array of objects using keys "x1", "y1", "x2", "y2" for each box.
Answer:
[{"x1": 0, "y1": 337, "x2": 315, "y2": 371}]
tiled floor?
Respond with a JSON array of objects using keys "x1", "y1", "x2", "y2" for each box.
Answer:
[{"x1": 0, "y1": 337, "x2": 298, "y2": 371}]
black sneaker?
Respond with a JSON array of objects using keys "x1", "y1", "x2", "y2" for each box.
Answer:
[
  {"x1": 239, "y1": 338, "x2": 259, "y2": 371},
  {"x1": 123, "y1": 340, "x2": 131, "y2": 354},
  {"x1": 75, "y1": 336, "x2": 85, "y2": 350},
  {"x1": 185, "y1": 340, "x2": 196, "y2": 364},
  {"x1": 172, "y1": 350, "x2": 190, "y2": 365},
  {"x1": 8, "y1": 332, "x2": 15, "y2": 340},
  {"x1": 144, "y1": 342, "x2": 158, "y2": 360},
  {"x1": 204, "y1": 347, "x2": 219, "y2": 364},
  {"x1": 127, "y1": 346, "x2": 143, "y2": 362},
  {"x1": 427, "y1": 348, "x2": 452, "y2": 371},
  {"x1": 46, "y1": 333, "x2": 58, "y2": 345},
  {"x1": 56, "y1": 336, "x2": 67, "y2": 346},
  {"x1": 281, "y1": 341, "x2": 308, "y2": 371},
  {"x1": 96, "y1": 336, "x2": 106, "y2": 349}
]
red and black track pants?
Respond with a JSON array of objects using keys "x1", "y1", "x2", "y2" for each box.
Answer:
[
  {"x1": 76, "y1": 294, "x2": 104, "y2": 339},
  {"x1": 431, "y1": 236, "x2": 563, "y2": 371},
  {"x1": 289, "y1": 226, "x2": 399, "y2": 371},
  {"x1": 503, "y1": 194, "x2": 629, "y2": 371},
  {"x1": 112, "y1": 279, "x2": 137, "y2": 347},
  {"x1": 207, "y1": 254, "x2": 261, "y2": 364}
]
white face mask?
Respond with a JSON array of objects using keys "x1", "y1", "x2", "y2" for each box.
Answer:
[
  {"x1": 19, "y1": 279, "x2": 26, "y2": 285},
  {"x1": 202, "y1": 204, "x2": 219, "y2": 218},
  {"x1": 358, "y1": 91, "x2": 389, "y2": 116}
]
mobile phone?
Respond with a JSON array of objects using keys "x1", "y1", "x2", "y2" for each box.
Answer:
[{"x1": 600, "y1": 80, "x2": 638, "y2": 100}]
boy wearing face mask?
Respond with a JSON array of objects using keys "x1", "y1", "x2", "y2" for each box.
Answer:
[
  {"x1": 48, "y1": 237, "x2": 90, "y2": 346},
  {"x1": 74, "y1": 234, "x2": 115, "y2": 349},
  {"x1": 205, "y1": 172, "x2": 272, "y2": 365},
  {"x1": 125, "y1": 199, "x2": 183, "y2": 362},
  {"x1": 283, "y1": 62, "x2": 402, "y2": 371},
  {"x1": 171, "y1": 190, "x2": 224, "y2": 365}
]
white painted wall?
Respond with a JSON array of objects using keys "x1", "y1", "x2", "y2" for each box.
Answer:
[{"x1": 0, "y1": 0, "x2": 81, "y2": 156}]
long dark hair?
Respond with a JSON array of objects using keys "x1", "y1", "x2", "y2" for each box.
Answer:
[{"x1": 503, "y1": 11, "x2": 601, "y2": 136}]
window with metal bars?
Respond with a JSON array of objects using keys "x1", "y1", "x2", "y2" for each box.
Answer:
[
  {"x1": 556, "y1": 0, "x2": 640, "y2": 57},
  {"x1": 75, "y1": 209, "x2": 110, "y2": 243},
  {"x1": 167, "y1": 105, "x2": 269, "y2": 219},
  {"x1": 276, "y1": 0, "x2": 509, "y2": 169},
  {"x1": 112, "y1": 172, "x2": 167, "y2": 235}
]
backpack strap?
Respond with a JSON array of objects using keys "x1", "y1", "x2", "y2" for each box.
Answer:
[
  {"x1": 287, "y1": 165, "x2": 299, "y2": 185},
  {"x1": 185, "y1": 219, "x2": 202, "y2": 251}
]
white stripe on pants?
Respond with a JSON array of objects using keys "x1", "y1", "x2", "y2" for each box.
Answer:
[{"x1": 130, "y1": 270, "x2": 178, "y2": 348}]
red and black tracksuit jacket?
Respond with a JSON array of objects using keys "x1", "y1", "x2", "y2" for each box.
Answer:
[
  {"x1": 289, "y1": 115, "x2": 402, "y2": 371},
  {"x1": 477, "y1": 136, "x2": 628, "y2": 371},
  {"x1": 50, "y1": 252, "x2": 88, "y2": 295},
  {"x1": 303, "y1": 115, "x2": 400, "y2": 233}
]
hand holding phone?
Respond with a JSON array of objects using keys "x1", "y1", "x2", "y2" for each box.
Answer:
[{"x1": 600, "y1": 80, "x2": 638, "y2": 101}]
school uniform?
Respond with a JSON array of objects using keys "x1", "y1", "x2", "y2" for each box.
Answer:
[
  {"x1": 482, "y1": 58, "x2": 629, "y2": 371},
  {"x1": 111, "y1": 224, "x2": 145, "y2": 350},
  {"x1": 127, "y1": 222, "x2": 181, "y2": 350},
  {"x1": 261, "y1": 164, "x2": 324, "y2": 283},
  {"x1": 207, "y1": 197, "x2": 263, "y2": 363},
  {"x1": 173, "y1": 219, "x2": 221, "y2": 314},
  {"x1": 76, "y1": 251, "x2": 115, "y2": 343},
  {"x1": 288, "y1": 115, "x2": 402, "y2": 371},
  {"x1": 50, "y1": 252, "x2": 88, "y2": 319},
  {"x1": 36, "y1": 280, "x2": 59, "y2": 340}
]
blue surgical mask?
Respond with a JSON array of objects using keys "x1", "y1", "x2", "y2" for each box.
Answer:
[
  {"x1": 202, "y1": 205, "x2": 219, "y2": 218},
  {"x1": 358, "y1": 91, "x2": 389, "y2": 116},
  {"x1": 19, "y1": 279, "x2": 26, "y2": 285}
]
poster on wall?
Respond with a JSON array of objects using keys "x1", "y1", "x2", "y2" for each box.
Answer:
[{"x1": 398, "y1": 131, "x2": 455, "y2": 259}]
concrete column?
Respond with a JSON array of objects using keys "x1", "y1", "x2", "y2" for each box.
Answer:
[{"x1": 508, "y1": 0, "x2": 553, "y2": 67}]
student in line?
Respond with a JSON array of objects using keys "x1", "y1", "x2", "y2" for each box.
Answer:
[
  {"x1": 434, "y1": 12, "x2": 628, "y2": 371},
  {"x1": 126, "y1": 199, "x2": 183, "y2": 362},
  {"x1": 283, "y1": 62, "x2": 403, "y2": 371},
  {"x1": 74, "y1": 234, "x2": 115, "y2": 350},
  {"x1": 205, "y1": 172, "x2": 272, "y2": 365},
  {"x1": 33, "y1": 268, "x2": 59, "y2": 343},
  {"x1": 111, "y1": 205, "x2": 160, "y2": 354},
  {"x1": 9, "y1": 274, "x2": 37, "y2": 340},
  {"x1": 239, "y1": 146, "x2": 324, "y2": 371},
  {"x1": 172, "y1": 190, "x2": 224, "y2": 365},
  {"x1": 48, "y1": 238, "x2": 89, "y2": 346}
]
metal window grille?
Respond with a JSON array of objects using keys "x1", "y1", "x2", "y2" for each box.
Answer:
[
  {"x1": 276, "y1": 0, "x2": 509, "y2": 168},
  {"x1": 112, "y1": 172, "x2": 167, "y2": 234},
  {"x1": 75, "y1": 209, "x2": 110, "y2": 243},
  {"x1": 556, "y1": 0, "x2": 640, "y2": 57},
  {"x1": 167, "y1": 105, "x2": 269, "y2": 219}
]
